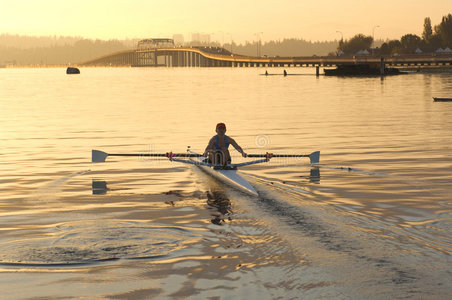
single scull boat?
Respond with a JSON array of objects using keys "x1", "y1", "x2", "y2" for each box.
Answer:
[
  {"x1": 92, "y1": 148, "x2": 320, "y2": 197},
  {"x1": 187, "y1": 148, "x2": 259, "y2": 196}
]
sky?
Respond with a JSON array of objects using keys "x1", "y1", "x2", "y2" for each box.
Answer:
[{"x1": 0, "y1": 0, "x2": 450, "y2": 43}]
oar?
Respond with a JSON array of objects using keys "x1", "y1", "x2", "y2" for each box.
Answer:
[
  {"x1": 247, "y1": 151, "x2": 320, "y2": 164},
  {"x1": 92, "y1": 150, "x2": 202, "y2": 163}
]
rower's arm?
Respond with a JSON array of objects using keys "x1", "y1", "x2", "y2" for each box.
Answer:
[
  {"x1": 203, "y1": 137, "x2": 215, "y2": 156},
  {"x1": 229, "y1": 138, "x2": 247, "y2": 157}
]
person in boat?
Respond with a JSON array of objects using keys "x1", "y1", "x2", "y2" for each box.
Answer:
[{"x1": 203, "y1": 123, "x2": 247, "y2": 165}]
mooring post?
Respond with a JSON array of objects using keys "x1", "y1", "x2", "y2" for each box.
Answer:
[
  {"x1": 316, "y1": 65, "x2": 320, "y2": 77},
  {"x1": 380, "y1": 57, "x2": 385, "y2": 76}
]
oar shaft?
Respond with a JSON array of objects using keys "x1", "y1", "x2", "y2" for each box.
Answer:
[
  {"x1": 92, "y1": 149, "x2": 204, "y2": 162},
  {"x1": 108, "y1": 153, "x2": 202, "y2": 157},
  {"x1": 247, "y1": 151, "x2": 320, "y2": 164},
  {"x1": 247, "y1": 154, "x2": 309, "y2": 157}
]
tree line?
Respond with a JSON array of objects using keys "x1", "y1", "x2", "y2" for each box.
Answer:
[
  {"x1": 1, "y1": 34, "x2": 339, "y2": 65},
  {"x1": 338, "y1": 13, "x2": 452, "y2": 55},
  {"x1": 225, "y1": 38, "x2": 338, "y2": 57},
  {"x1": 0, "y1": 35, "x2": 137, "y2": 65}
]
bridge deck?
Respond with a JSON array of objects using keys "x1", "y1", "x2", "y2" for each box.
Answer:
[{"x1": 79, "y1": 47, "x2": 452, "y2": 68}]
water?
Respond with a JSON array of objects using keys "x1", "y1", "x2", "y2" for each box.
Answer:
[{"x1": 0, "y1": 67, "x2": 451, "y2": 299}]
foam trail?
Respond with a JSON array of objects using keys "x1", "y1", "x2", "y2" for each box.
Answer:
[
  {"x1": 34, "y1": 170, "x2": 91, "y2": 201},
  {"x1": 317, "y1": 164, "x2": 388, "y2": 176},
  {"x1": 317, "y1": 164, "x2": 439, "y2": 195},
  {"x1": 241, "y1": 171, "x2": 312, "y2": 197}
]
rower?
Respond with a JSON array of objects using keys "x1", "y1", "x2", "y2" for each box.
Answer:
[{"x1": 203, "y1": 123, "x2": 247, "y2": 165}]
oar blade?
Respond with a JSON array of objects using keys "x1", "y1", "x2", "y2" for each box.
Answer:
[
  {"x1": 92, "y1": 150, "x2": 109, "y2": 162},
  {"x1": 309, "y1": 151, "x2": 320, "y2": 164}
]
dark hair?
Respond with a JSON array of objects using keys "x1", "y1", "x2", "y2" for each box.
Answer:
[{"x1": 216, "y1": 123, "x2": 226, "y2": 129}]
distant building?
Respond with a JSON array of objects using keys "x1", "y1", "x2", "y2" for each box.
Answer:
[
  {"x1": 173, "y1": 34, "x2": 184, "y2": 46},
  {"x1": 137, "y1": 38, "x2": 175, "y2": 50},
  {"x1": 355, "y1": 49, "x2": 370, "y2": 56},
  {"x1": 191, "y1": 33, "x2": 210, "y2": 44}
]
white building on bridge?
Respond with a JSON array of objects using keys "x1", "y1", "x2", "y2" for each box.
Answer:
[{"x1": 137, "y1": 39, "x2": 175, "y2": 50}]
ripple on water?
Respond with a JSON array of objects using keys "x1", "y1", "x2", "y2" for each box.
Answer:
[{"x1": 0, "y1": 219, "x2": 204, "y2": 266}]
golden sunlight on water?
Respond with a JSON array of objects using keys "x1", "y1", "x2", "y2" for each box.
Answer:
[{"x1": 0, "y1": 67, "x2": 451, "y2": 298}]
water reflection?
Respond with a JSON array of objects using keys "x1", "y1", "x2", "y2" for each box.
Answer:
[
  {"x1": 206, "y1": 190, "x2": 232, "y2": 225},
  {"x1": 309, "y1": 167, "x2": 320, "y2": 183},
  {"x1": 91, "y1": 178, "x2": 232, "y2": 226},
  {"x1": 92, "y1": 180, "x2": 109, "y2": 195},
  {"x1": 293, "y1": 166, "x2": 321, "y2": 184}
]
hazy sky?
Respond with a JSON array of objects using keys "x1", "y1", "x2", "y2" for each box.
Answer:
[{"x1": 1, "y1": 0, "x2": 450, "y2": 43}]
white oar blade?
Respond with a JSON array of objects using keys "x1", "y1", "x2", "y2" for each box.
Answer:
[
  {"x1": 92, "y1": 150, "x2": 108, "y2": 162},
  {"x1": 309, "y1": 151, "x2": 320, "y2": 164}
]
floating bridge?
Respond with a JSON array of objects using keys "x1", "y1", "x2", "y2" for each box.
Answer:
[{"x1": 79, "y1": 38, "x2": 452, "y2": 68}]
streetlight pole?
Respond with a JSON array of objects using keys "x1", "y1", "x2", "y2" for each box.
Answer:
[
  {"x1": 259, "y1": 32, "x2": 263, "y2": 57},
  {"x1": 216, "y1": 31, "x2": 224, "y2": 48},
  {"x1": 336, "y1": 31, "x2": 343, "y2": 43},
  {"x1": 254, "y1": 32, "x2": 263, "y2": 57},
  {"x1": 372, "y1": 25, "x2": 380, "y2": 48},
  {"x1": 336, "y1": 31, "x2": 344, "y2": 55},
  {"x1": 254, "y1": 33, "x2": 258, "y2": 56},
  {"x1": 209, "y1": 32, "x2": 215, "y2": 47},
  {"x1": 226, "y1": 33, "x2": 233, "y2": 53}
]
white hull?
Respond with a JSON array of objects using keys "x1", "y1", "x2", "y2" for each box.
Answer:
[{"x1": 190, "y1": 153, "x2": 258, "y2": 197}]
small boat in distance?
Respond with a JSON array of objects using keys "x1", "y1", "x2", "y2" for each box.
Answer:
[
  {"x1": 433, "y1": 97, "x2": 452, "y2": 102},
  {"x1": 66, "y1": 67, "x2": 80, "y2": 74}
]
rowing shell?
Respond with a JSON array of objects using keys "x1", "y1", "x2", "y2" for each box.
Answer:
[
  {"x1": 92, "y1": 149, "x2": 320, "y2": 197},
  {"x1": 188, "y1": 150, "x2": 259, "y2": 197}
]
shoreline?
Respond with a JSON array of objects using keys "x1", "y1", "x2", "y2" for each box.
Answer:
[{"x1": 2, "y1": 64, "x2": 452, "y2": 73}]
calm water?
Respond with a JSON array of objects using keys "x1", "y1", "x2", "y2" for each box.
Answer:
[{"x1": 0, "y1": 67, "x2": 451, "y2": 299}]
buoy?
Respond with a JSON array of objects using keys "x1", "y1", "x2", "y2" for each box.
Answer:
[{"x1": 66, "y1": 67, "x2": 80, "y2": 74}]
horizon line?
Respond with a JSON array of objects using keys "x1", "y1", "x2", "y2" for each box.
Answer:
[{"x1": 0, "y1": 32, "x2": 395, "y2": 45}]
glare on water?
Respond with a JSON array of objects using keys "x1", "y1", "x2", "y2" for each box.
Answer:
[{"x1": 0, "y1": 67, "x2": 451, "y2": 299}]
